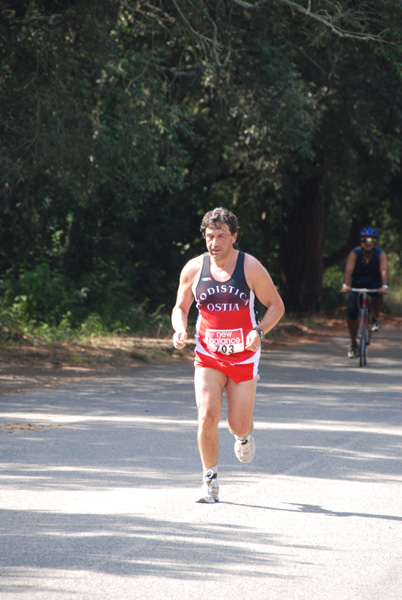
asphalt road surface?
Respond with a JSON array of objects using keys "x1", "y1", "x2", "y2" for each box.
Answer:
[{"x1": 1, "y1": 326, "x2": 401, "y2": 600}]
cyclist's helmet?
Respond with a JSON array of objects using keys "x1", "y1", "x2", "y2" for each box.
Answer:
[{"x1": 360, "y1": 227, "x2": 378, "y2": 238}]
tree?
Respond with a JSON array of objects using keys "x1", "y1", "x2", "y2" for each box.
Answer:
[
  {"x1": 0, "y1": 0, "x2": 194, "y2": 322},
  {"x1": 1, "y1": 0, "x2": 402, "y2": 325},
  {"x1": 168, "y1": 0, "x2": 402, "y2": 312}
]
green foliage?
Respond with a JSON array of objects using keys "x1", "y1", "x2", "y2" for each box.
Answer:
[
  {"x1": 2, "y1": 263, "x2": 65, "y2": 323},
  {"x1": 387, "y1": 251, "x2": 402, "y2": 285},
  {"x1": 322, "y1": 266, "x2": 345, "y2": 313},
  {"x1": 78, "y1": 314, "x2": 108, "y2": 338},
  {"x1": 1, "y1": 0, "x2": 402, "y2": 321},
  {"x1": 0, "y1": 299, "x2": 173, "y2": 345}
]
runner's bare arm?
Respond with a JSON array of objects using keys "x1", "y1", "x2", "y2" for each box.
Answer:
[
  {"x1": 244, "y1": 255, "x2": 285, "y2": 347},
  {"x1": 171, "y1": 257, "x2": 201, "y2": 348}
]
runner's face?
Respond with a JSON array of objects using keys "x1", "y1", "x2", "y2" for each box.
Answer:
[{"x1": 205, "y1": 225, "x2": 237, "y2": 259}]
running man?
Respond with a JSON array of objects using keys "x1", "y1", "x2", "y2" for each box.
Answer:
[
  {"x1": 171, "y1": 207, "x2": 285, "y2": 503},
  {"x1": 341, "y1": 226, "x2": 389, "y2": 358}
]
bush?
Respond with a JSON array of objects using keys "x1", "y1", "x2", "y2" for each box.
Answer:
[
  {"x1": 321, "y1": 266, "x2": 344, "y2": 313},
  {"x1": 2, "y1": 263, "x2": 66, "y2": 324}
]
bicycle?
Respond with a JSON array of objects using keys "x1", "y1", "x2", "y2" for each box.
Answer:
[{"x1": 350, "y1": 288, "x2": 378, "y2": 367}]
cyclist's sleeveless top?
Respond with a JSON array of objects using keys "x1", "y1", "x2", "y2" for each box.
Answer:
[
  {"x1": 351, "y1": 247, "x2": 383, "y2": 288},
  {"x1": 192, "y1": 251, "x2": 259, "y2": 365}
]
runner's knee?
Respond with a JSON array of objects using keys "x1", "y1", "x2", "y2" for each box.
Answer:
[
  {"x1": 227, "y1": 412, "x2": 253, "y2": 438},
  {"x1": 197, "y1": 406, "x2": 221, "y2": 431}
]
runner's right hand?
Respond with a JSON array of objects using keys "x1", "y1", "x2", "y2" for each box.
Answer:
[{"x1": 173, "y1": 330, "x2": 187, "y2": 349}]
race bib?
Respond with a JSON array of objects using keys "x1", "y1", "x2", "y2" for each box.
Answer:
[{"x1": 205, "y1": 328, "x2": 244, "y2": 355}]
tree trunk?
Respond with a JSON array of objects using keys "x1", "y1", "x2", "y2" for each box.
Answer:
[{"x1": 279, "y1": 175, "x2": 324, "y2": 313}]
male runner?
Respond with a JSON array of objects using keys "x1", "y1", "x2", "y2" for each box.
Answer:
[
  {"x1": 341, "y1": 226, "x2": 389, "y2": 358},
  {"x1": 172, "y1": 207, "x2": 285, "y2": 503}
]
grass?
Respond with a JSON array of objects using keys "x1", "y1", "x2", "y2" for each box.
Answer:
[
  {"x1": 0, "y1": 316, "x2": 337, "y2": 371},
  {"x1": 1, "y1": 290, "x2": 401, "y2": 370}
]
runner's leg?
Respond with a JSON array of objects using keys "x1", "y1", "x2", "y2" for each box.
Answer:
[
  {"x1": 194, "y1": 367, "x2": 226, "y2": 468},
  {"x1": 225, "y1": 376, "x2": 257, "y2": 438}
]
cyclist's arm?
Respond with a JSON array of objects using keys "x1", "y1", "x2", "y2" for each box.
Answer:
[
  {"x1": 379, "y1": 251, "x2": 389, "y2": 293},
  {"x1": 341, "y1": 251, "x2": 357, "y2": 291}
]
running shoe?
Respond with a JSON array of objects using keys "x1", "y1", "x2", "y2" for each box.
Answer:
[
  {"x1": 234, "y1": 434, "x2": 256, "y2": 464},
  {"x1": 348, "y1": 342, "x2": 358, "y2": 358},
  {"x1": 371, "y1": 318, "x2": 381, "y2": 332},
  {"x1": 196, "y1": 470, "x2": 219, "y2": 503}
]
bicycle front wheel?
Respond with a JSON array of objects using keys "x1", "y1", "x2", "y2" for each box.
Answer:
[
  {"x1": 359, "y1": 310, "x2": 367, "y2": 367},
  {"x1": 367, "y1": 306, "x2": 373, "y2": 346}
]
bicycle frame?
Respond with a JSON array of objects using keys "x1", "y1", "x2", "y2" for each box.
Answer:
[{"x1": 351, "y1": 288, "x2": 378, "y2": 367}]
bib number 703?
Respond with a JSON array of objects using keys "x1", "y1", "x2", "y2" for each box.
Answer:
[
  {"x1": 205, "y1": 328, "x2": 244, "y2": 355},
  {"x1": 215, "y1": 343, "x2": 235, "y2": 355}
]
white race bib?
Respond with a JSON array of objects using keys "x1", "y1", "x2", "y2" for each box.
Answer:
[{"x1": 205, "y1": 328, "x2": 244, "y2": 355}]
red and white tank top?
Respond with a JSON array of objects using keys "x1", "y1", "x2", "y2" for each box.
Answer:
[{"x1": 192, "y1": 251, "x2": 259, "y2": 365}]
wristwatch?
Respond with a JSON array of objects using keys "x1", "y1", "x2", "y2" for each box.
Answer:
[{"x1": 253, "y1": 327, "x2": 264, "y2": 339}]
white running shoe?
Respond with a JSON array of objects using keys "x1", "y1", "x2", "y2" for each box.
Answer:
[
  {"x1": 196, "y1": 470, "x2": 219, "y2": 503},
  {"x1": 371, "y1": 318, "x2": 381, "y2": 332},
  {"x1": 234, "y1": 435, "x2": 256, "y2": 464},
  {"x1": 348, "y1": 342, "x2": 359, "y2": 358}
]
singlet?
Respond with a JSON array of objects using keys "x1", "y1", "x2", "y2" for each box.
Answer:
[
  {"x1": 192, "y1": 251, "x2": 259, "y2": 365},
  {"x1": 351, "y1": 247, "x2": 383, "y2": 288}
]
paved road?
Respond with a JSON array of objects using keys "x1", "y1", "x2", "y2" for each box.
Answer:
[{"x1": 1, "y1": 327, "x2": 401, "y2": 600}]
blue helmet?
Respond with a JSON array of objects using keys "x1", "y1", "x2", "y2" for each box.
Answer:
[{"x1": 360, "y1": 227, "x2": 378, "y2": 238}]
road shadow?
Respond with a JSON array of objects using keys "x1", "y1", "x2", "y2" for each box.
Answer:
[
  {"x1": 221, "y1": 501, "x2": 402, "y2": 523},
  {"x1": 0, "y1": 507, "x2": 316, "y2": 594}
]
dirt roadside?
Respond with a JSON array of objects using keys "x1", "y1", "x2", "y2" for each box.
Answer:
[{"x1": 1, "y1": 316, "x2": 400, "y2": 397}]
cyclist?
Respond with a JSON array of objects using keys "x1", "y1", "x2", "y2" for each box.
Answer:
[{"x1": 341, "y1": 227, "x2": 389, "y2": 358}]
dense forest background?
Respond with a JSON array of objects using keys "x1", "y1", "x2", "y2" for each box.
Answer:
[{"x1": 1, "y1": 0, "x2": 402, "y2": 337}]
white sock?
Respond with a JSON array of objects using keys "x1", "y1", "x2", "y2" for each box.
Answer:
[
  {"x1": 203, "y1": 465, "x2": 217, "y2": 477},
  {"x1": 235, "y1": 434, "x2": 249, "y2": 443}
]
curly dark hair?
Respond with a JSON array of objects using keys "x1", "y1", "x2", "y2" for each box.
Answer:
[{"x1": 200, "y1": 207, "x2": 238, "y2": 237}]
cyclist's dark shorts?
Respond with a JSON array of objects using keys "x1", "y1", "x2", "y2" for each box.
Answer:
[{"x1": 348, "y1": 291, "x2": 382, "y2": 320}]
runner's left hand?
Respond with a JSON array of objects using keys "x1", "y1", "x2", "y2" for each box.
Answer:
[{"x1": 245, "y1": 330, "x2": 261, "y2": 352}]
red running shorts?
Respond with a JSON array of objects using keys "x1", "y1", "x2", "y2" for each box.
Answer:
[{"x1": 194, "y1": 351, "x2": 259, "y2": 383}]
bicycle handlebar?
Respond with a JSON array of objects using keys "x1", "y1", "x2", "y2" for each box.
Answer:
[{"x1": 350, "y1": 288, "x2": 379, "y2": 293}]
